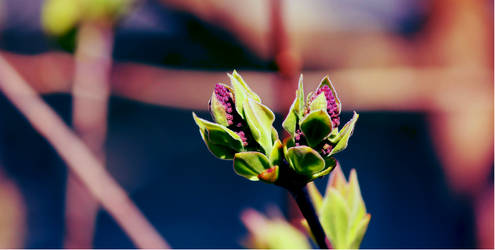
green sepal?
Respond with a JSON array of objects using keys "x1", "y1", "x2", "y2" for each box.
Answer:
[
  {"x1": 300, "y1": 110, "x2": 332, "y2": 147},
  {"x1": 192, "y1": 113, "x2": 244, "y2": 159},
  {"x1": 243, "y1": 98, "x2": 275, "y2": 154},
  {"x1": 258, "y1": 165, "x2": 279, "y2": 183},
  {"x1": 312, "y1": 157, "x2": 337, "y2": 179},
  {"x1": 282, "y1": 74, "x2": 305, "y2": 136},
  {"x1": 286, "y1": 146, "x2": 325, "y2": 176},
  {"x1": 269, "y1": 140, "x2": 284, "y2": 166},
  {"x1": 229, "y1": 71, "x2": 261, "y2": 118},
  {"x1": 329, "y1": 111, "x2": 359, "y2": 155},
  {"x1": 316, "y1": 76, "x2": 341, "y2": 113},
  {"x1": 209, "y1": 85, "x2": 231, "y2": 126},
  {"x1": 233, "y1": 152, "x2": 271, "y2": 181}
]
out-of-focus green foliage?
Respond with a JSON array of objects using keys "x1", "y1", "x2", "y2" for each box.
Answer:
[
  {"x1": 42, "y1": 0, "x2": 134, "y2": 35},
  {"x1": 311, "y1": 165, "x2": 371, "y2": 249},
  {"x1": 241, "y1": 209, "x2": 311, "y2": 249}
]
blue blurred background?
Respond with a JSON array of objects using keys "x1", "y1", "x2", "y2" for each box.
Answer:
[{"x1": 0, "y1": 0, "x2": 492, "y2": 248}]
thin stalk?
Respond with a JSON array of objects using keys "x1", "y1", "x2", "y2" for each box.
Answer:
[{"x1": 288, "y1": 185, "x2": 329, "y2": 249}]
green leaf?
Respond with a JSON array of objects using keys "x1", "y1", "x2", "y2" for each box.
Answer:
[
  {"x1": 243, "y1": 98, "x2": 275, "y2": 154},
  {"x1": 312, "y1": 157, "x2": 337, "y2": 179},
  {"x1": 286, "y1": 146, "x2": 325, "y2": 176},
  {"x1": 233, "y1": 152, "x2": 271, "y2": 181},
  {"x1": 282, "y1": 108, "x2": 297, "y2": 137},
  {"x1": 271, "y1": 127, "x2": 279, "y2": 145},
  {"x1": 232, "y1": 70, "x2": 261, "y2": 102},
  {"x1": 269, "y1": 140, "x2": 284, "y2": 166},
  {"x1": 317, "y1": 76, "x2": 341, "y2": 113},
  {"x1": 229, "y1": 71, "x2": 261, "y2": 118},
  {"x1": 282, "y1": 75, "x2": 305, "y2": 136},
  {"x1": 192, "y1": 113, "x2": 243, "y2": 159},
  {"x1": 320, "y1": 166, "x2": 370, "y2": 249},
  {"x1": 307, "y1": 182, "x2": 323, "y2": 211},
  {"x1": 320, "y1": 189, "x2": 350, "y2": 249},
  {"x1": 347, "y1": 169, "x2": 366, "y2": 219},
  {"x1": 329, "y1": 112, "x2": 359, "y2": 155},
  {"x1": 309, "y1": 92, "x2": 327, "y2": 112},
  {"x1": 348, "y1": 214, "x2": 371, "y2": 249},
  {"x1": 300, "y1": 110, "x2": 332, "y2": 147},
  {"x1": 242, "y1": 209, "x2": 312, "y2": 249}
]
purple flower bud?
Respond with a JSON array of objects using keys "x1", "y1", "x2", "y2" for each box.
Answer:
[
  {"x1": 294, "y1": 129, "x2": 306, "y2": 146},
  {"x1": 237, "y1": 131, "x2": 248, "y2": 146},
  {"x1": 212, "y1": 84, "x2": 254, "y2": 147},
  {"x1": 214, "y1": 84, "x2": 236, "y2": 125},
  {"x1": 320, "y1": 143, "x2": 333, "y2": 157},
  {"x1": 311, "y1": 85, "x2": 341, "y2": 128}
]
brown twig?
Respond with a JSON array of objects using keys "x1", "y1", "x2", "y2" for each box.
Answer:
[
  {"x1": 0, "y1": 54, "x2": 169, "y2": 249},
  {"x1": 65, "y1": 21, "x2": 113, "y2": 248}
]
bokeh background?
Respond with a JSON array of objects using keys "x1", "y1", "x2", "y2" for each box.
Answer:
[{"x1": 0, "y1": 0, "x2": 492, "y2": 248}]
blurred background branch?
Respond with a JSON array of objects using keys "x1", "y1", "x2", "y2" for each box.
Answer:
[
  {"x1": 0, "y1": 53, "x2": 169, "y2": 248},
  {"x1": 65, "y1": 21, "x2": 114, "y2": 248}
]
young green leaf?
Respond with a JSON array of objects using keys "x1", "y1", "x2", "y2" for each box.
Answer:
[
  {"x1": 320, "y1": 189, "x2": 349, "y2": 249},
  {"x1": 329, "y1": 112, "x2": 359, "y2": 155},
  {"x1": 312, "y1": 157, "x2": 337, "y2": 179},
  {"x1": 269, "y1": 140, "x2": 284, "y2": 166},
  {"x1": 192, "y1": 113, "x2": 244, "y2": 159},
  {"x1": 300, "y1": 110, "x2": 332, "y2": 147},
  {"x1": 307, "y1": 182, "x2": 323, "y2": 211},
  {"x1": 348, "y1": 214, "x2": 371, "y2": 249},
  {"x1": 231, "y1": 70, "x2": 261, "y2": 102},
  {"x1": 282, "y1": 75, "x2": 305, "y2": 136},
  {"x1": 228, "y1": 71, "x2": 261, "y2": 119},
  {"x1": 286, "y1": 146, "x2": 325, "y2": 176},
  {"x1": 233, "y1": 152, "x2": 271, "y2": 181},
  {"x1": 243, "y1": 98, "x2": 275, "y2": 154}
]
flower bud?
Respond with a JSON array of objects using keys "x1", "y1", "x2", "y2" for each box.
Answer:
[
  {"x1": 281, "y1": 75, "x2": 357, "y2": 180},
  {"x1": 309, "y1": 81, "x2": 341, "y2": 127},
  {"x1": 194, "y1": 71, "x2": 279, "y2": 182}
]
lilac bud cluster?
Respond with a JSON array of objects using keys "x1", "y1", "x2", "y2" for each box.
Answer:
[
  {"x1": 214, "y1": 84, "x2": 248, "y2": 146},
  {"x1": 312, "y1": 85, "x2": 340, "y2": 128}
]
